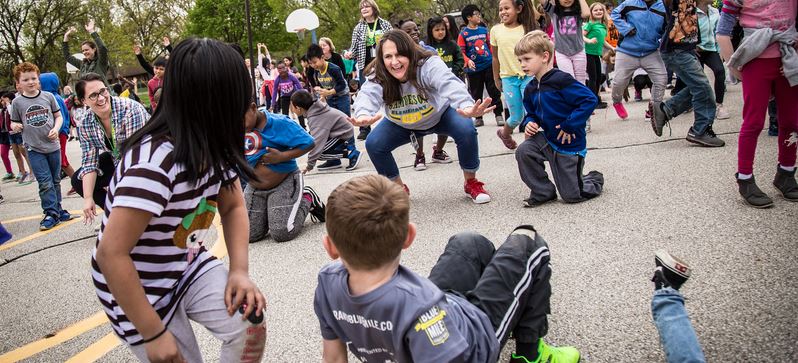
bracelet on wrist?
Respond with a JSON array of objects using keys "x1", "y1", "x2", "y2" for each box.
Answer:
[{"x1": 141, "y1": 326, "x2": 168, "y2": 343}]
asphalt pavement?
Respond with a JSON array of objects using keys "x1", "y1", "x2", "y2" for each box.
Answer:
[{"x1": 1, "y1": 82, "x2": 796, "y2": 362}]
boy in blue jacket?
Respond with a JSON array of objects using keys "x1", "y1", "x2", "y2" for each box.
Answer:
[
  {"x1": 609, "y1": 0, "x2": 667, "y2": 120},
  {"x1": 514, "y1": 31, "x2": 604, "y2": 207}
]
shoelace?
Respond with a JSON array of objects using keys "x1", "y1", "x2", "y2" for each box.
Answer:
[
  {"x1": 706, "y1": 127, "x2": 717, "y2": 138},
  {"x1": 466, "y1": 180, "x2": 487, "y2": 197}
]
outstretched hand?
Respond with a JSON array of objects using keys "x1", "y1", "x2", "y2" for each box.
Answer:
[
  {"x1": 348, "y1": 114, "x2": 383, "y2": 127},
  {"x1": 162, "y1": 36, "x2": 171, "y2": 47},
  {"x1": 85, "y1": 19, "x2": 95, "y2": 33},
  {"x1": 133, "y1": 44, "x2": 141, "y2": 55},
  {"x1": 457, "y1": 98, "x2": 496, "y2": 118},
  {"x1": 64, "y1": 26, "x2": 76, "y2": 41}
]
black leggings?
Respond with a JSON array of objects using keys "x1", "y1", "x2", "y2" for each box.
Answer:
[
  {"x1": 71, "y1": 151, "x2": 115, "y2": 209},
  {"x1": 586, "y1": 54, "x2": 605, "y2": 99},
  {"x1": 673, "y1": 50, "x2": 726, "y2": 104}
]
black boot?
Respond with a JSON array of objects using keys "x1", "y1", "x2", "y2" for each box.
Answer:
[
  {"x1": 736, "y1": 174, "x2": 774, "y2": 208},
  {"x1": 773, "y1": 166, "x2": 798, "y2": 201}
]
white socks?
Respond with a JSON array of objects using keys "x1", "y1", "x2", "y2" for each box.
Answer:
[
  {"x1": 738, "y1": 173, "x2": 753, "y2": 180},
  {"x1": 739, "y1": 166, "x2": 795, "y2": 180},
  {"x1": 780, "y1": 165, "x2": 796, "y2": 172}
]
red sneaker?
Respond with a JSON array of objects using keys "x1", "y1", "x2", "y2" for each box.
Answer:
[
  {"x1": 613, "y1": 102, "x2": 628, "y2": 119},
  {"x1": 464, "y1": 178, "x2": 491, "y2": 204}
]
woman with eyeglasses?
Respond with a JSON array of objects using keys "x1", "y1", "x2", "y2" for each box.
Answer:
[
  {"x1": 71, "y1": 72, "x2": 150, "y2": 225},
  {"x1": 344, "y1": 0, "x2": 393, "y2": 140}
]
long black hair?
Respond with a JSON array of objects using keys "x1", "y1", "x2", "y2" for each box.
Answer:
[
  {"x1": 122, "y1": 38, "x2": 256, "y2": 186},
  {"x1": 554, "y1": 0, "x2": 582, "y2": 18},
  {"x1": 443, "y1": 14, "x2": 460, "y2": 41},
  {"x1": 426, "y1": 17, "x2": 449, "y2": 44}
]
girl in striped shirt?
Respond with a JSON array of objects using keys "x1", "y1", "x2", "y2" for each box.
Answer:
[{"x1": 93, "y1": 38, "x2": 267, "y2": 362}]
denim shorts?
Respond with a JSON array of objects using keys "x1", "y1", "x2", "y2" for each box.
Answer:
[{"x1": 9, "y1": 133, "x2": 23, "y2": 145}]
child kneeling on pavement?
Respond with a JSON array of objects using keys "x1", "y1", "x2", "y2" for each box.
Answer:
[
  {"x1": 313, "y1": 174, "x2": 580, "y2": 363},
  {"x1": 290, "y1": 90, "x2": 362, "y2": 173},
  {"x1": 513, "y1": 31, "x2": 604, "y2": 207}
]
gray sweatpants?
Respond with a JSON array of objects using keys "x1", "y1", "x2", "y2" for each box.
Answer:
[
  {"x1": 515, "y1": 133, "x2": 604, "y2": 203},
  {"x1": 244, "y1": 170, "x2": 310, "y2": 243},
  {"x1": 611, "y1": 51, "x2": 667, "y2": 104},
  {"x1": 129, "y1": 265, "x2": 267, "y2": 362}
]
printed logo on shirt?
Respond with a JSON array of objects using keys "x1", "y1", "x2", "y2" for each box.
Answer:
[
  {"x1": 333, "y1": 310, "x2": 394, "y2": 331},
  {"x1": 669, "y1": 0, "x2": 699, "y2": 44},
  {"x1": 244, "y1": 131, "x2": 263, "y2": 156},
  {"x1": 173, "y1": 198, "x2": 218, "y2": 264},
  {"x1": 387, "y1": 94, "x2": 435, "y2": 124},
  {"x1": 472, "y1": 39, "x2": 487, "y2": 57},
  {"x1": 557, "y1": 16, "x2": 579, "y2": 35},
  {"x1": 278, "y1": 81, "x2": 296, "y2": 96},
  {"x1": 436, "y1": 48, "x2": 453, "y2": 63},
  {"x1": 414, "y1": 305, "x2": 449, "y2": 346},
  {"x1": 24, "y1": 104, "x2": 51, "y2": 127}
]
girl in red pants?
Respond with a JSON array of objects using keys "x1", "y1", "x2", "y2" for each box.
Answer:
[{"x1": 718, "y1": 0, "x2": 798, "y2": 208}]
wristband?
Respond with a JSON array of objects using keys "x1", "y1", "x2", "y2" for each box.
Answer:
[{"x1": 141, "y1": 326, "x2": 168, "y2": 343}]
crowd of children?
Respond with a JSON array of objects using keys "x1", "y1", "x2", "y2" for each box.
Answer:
[{"x1": 0, "y1": 0, "x2": 796, "y2": 361}]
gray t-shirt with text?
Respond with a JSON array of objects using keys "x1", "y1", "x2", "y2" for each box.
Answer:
[
  {"x1": 10, "y1": 91, "x2": 60, "y2": 153},
  {"x1": 313, "y1": 262, "x2": 499, "y2": 363}
]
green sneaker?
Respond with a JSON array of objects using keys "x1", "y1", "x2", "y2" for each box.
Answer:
[{"x1": 511, "y1": 339, "x2": 580, "y2": 363}]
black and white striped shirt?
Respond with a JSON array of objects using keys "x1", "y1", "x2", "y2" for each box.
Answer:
[{"x1": 91, "y1": 135, "x2": 234, "y2": 345}]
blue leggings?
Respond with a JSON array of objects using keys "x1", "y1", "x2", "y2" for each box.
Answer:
[{"x1": 501, "y1": 76, "x2": 533, "y2": 128}]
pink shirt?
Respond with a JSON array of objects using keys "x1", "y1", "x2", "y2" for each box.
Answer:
[{"x1": 738, "y1": 0, "x2": 797, "y2": 58}]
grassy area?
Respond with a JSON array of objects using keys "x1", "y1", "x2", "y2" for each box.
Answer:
[{"x1": 136, "y1": 88, "x2": 150, "y2": 108}]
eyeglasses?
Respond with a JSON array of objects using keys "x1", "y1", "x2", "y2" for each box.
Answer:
[{"x1": 87, "y1": 87, "x2": 109, "y2": 101}]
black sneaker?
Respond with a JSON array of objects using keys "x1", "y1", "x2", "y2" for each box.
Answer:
[
  {"x1": 651, "y1": 102, "x2": 670, "y2": 137},
  {"x1": 346, "y1": 150, "x2": 362, "y2": 171},
  {"x1": 653, "y1": 250, "x2": 691, "y2": 290},
  {"x1": 303, "y1": 186, "x2": 326, "y2": 223},
  {"x1": 737, "y1": 173, "x2": 775, "y2": 208},
  {"x1": 523, "y1": 195, "x2": 557, "y2": 208},
  {"x1": 686, "y1": 127, "x2": 725, "y2": 147},
  {"x1": 595, "y1": 101, "x2": 608, "y2": 109},
  {"x1": 773, "y1": 166, "x2": 798, "y2": 201},
  {"x1": 318, "y1": 159, "x2": 343, "y2": 171},
  {"x1": 357, "y1": 128, "x2": 370, "y2": 140}
]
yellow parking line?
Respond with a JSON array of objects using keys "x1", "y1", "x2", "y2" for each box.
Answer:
[
  {"x1": 62, "y1": 218, "x2": 229, "y2": 362},
  {"x1": 2, "y1": 210, "x2": 82, "y2": 224},
  {"x1": 0, "y1": 312, "x2": 108, "y2": 362},
  {"x1": 63, "y1": 333, "x2": 120, "y2": 363},
  {"x1": 0, "y1": 218, "x2": 82, "y2": 252}
]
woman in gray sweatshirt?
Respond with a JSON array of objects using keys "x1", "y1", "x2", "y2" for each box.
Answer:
[{"x1": 350, "y1": 30, "x2": 495, "y2": 204}]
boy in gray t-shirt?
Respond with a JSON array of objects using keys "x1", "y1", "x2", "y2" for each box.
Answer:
[
  {"x1": 314, "y1": 175, "x2": 580, "y2": 363},
  {"x1": 10, "y1": 62, "x2": 71, "y2": 230}
]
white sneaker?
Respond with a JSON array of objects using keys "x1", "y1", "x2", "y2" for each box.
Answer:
[
  {"x1": 495, "y1": 115, "x2": 505, "y2": 126},
  {"x1": 716, "y1": 104, "x2": 730, "y2": 120}
]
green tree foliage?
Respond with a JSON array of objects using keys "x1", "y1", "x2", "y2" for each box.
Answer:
[{"x1": 185, "y1": 0, "x2": 295, "y2": 57}]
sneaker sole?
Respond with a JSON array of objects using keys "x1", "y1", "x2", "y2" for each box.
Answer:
[
  {"x1": 741, "y1": 197, "x2": 775, "y2": 208},
  {"x1": 317, "y1": 165, "x2": 343, "y2": 171},
  {"x1": 467, "y1": 192, "x2": 491, "y2": 204},
  {"x1": 414, "y1": 164, "x2": 427, "y2": 171},
  {"x1": 685, "y1": 136, "x2": 725, "y2": 147},
  {"x1": 654, "y1": 250, "x2": 690, "y2": 279},
  {"x1": 346, "y1": 155, "x2": 362, "y2": 171},
  {"x1": 430, "y1": 158, "x2": 453, "y2": 164}
]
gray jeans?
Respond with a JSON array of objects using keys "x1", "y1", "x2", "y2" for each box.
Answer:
[
  {"x1": 129, "y1": 265, "x2": 267, "y2": 362},
  {"x1": 244, "y1": 170, "x2": 310, "y2": 243},
  {"x1": 611, "y1": 51, "x2": 667, "y2": 104},
  {"x1": 515, "y1": 133, "x2": 604, "y2": 203}
]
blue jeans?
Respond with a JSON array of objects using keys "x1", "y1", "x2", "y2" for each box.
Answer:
[
  {"x1": 661, "y1": 50, "x2": 716, "y2": 135},
  {"x1": 652, "y1": 288, "x2": 706, "y2": 363},
  {"x1": 365, "y1": 107, "x2": 480, "y2": 180},
  {"x1": 28, "y1": 149, "x2": 63, "y2": 217},
  {"x1": 327, "y1": 94, "x2": 351, "y2": 117},
  {"x1": 501, "y1": 76, "x2": 533, "y2": 128}
]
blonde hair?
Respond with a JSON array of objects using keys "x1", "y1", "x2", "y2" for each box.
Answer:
[
  {"x1": 589, "y1": 2, "x2": 609, "y2": 26},
  {"x1": 359, "y1": 0, "x2": 380, "y2": 19},
  {"x1": 514, "y1": 30, "x2": 554, "y2": 63},
  {"x1": 319, "y1": 37, "x2": 336, "y2": 52},
  {"x1": 326, "y1": 175, "x2": 410, "y2": 270}
]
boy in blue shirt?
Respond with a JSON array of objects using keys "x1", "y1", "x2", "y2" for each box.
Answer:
[
  {"x1": 459, "y1": 4, "x2": 504, "y2": 127},
  {"x1": 243, "y1": 103, "x2": 325, "y2": 243},
  {"x1": 314, "y1": 175, "x2": 580, "y2": 363},
  {"x1": 514, "y1": 31, "x2": 604, "y2": 207}
]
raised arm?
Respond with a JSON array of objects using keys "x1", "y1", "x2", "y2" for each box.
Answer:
[
  {"x1": 133, "y1": 45, "x2": 154, "y2": 76},
  {"x1": 63, "y1": 27, "x2": 82, "y2": 68},
  {"x1": 579, "y1": 0, "x2": 590, "y2": 19}
]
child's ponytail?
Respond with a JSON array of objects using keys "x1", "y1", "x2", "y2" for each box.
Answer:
[{"x1": 516, "y1": 0, "x2": 540, "y2": 33}]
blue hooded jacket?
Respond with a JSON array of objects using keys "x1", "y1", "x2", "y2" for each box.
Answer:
[
  {"x1": 39, "y1": 72, "x2": 70, "y2": 135},
  {"x1": 521, "y1": 69, "x2": 597, "y2": 156},
  {"x1": 611, "y1": 0, "x2": 666, "y2": 57}
]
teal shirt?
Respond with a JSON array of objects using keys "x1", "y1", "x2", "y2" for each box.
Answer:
[
  {"x1": 583, "y1": 22, "x2": 608, "y2": 56},
  {"x1": 697, "y1": 6, "x2": 719, "y2": 52}
]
